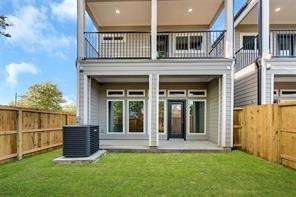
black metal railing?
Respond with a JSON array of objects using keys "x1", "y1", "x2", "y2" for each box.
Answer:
[
  {"x1": 235, "y1": 35, "x2": 259, "y2": 72},
  {"x1": 270, "y1": 30, "x2": 296, "y2": 57},
  {"x1": 84, "y1": 32, "x2": 151, "y2": 59},
  {"x1": 157, "y1": 31, "x2": 225, "y2": 59}
]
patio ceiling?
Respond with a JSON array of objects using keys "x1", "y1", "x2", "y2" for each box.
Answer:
[
  {"x1": 86, "y1": 0, "x2": 224, "y2": 27},
  {"x1": 240, "y1": 0, "x2": 296, "y2": 25}
]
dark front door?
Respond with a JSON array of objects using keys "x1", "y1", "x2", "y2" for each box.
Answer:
[{"x1": 167, "y1": 101, "x2": 186, "y2": 140}]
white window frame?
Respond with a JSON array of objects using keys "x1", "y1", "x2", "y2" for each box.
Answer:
[
  {"x1": 168, "y1": 90, "x2": 187, "y2": 98},
  {"x1": 174, "y1": 33, "x2": 204, "y2": 53},
  {"x1": 158, "y1": 99, "x2": 167, "y2": 135},
  {"x1": 240, "y1": 32, "x2": 258, "y2": 51},
  {"x1": 127, "y1": 89, "x2": 146, "y2": 97},
  {"x1": 280, "y1": 89, "x2": 296, "y2": 98},
  {"x1": 188, "y1": 89, "x2": 207, "y2": 98},
  {"x1": 187, "y1": 99, "x2": 207, "y2": 135},
  {"x1": 159, "y1": 89, "x2": 166, "y2": 97},
  {"x1": 106, "y1": 99, "x2": 125, "y2": 134},
  {"x1": 101, "y1": 33, "x2": 126, "y2": 43},
  {"x1": 274, "y1": 89, "x2": 279, "y2": 96},
  {"x1": 106, "y1": 89, "x2": 125, "y2": 97},
  {"x1": 127, "y1": 99, "x2": 146, "y2": 134}
]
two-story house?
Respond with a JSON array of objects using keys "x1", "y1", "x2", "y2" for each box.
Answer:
[
  {"x1": 76, "y1": 0, "x2": 234, "y2": 150},
  {"x1": 234, "y1": 0, "x2": 296, "y2": 106}
]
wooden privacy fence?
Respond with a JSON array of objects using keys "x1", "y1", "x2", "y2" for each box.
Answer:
[
  {"x1": 0, "y1": 106, "x2": 76, "y2": 163},
  {"x1": 234, "y1": 103, "x2": 296, "y2": 169}
]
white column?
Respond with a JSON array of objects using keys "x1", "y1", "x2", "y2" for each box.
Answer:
[
  {"x1": 77, "y1": 0, "x2": 85, "y2": 60},
  {"x1": 83, "y1": 74, "x2": 89, "y2": 125},
  {"x1": 259, "y1": 0, "x2": 270, "y2": 104},
  {"x1": 224, "y1": 0, "x2": 234, "y2": 59},
  {"x1": 148, "y1": 74, "x2": 159, "y2": 147},
  {"x1": 221, "y1": 74, "x2": 227, "y2": 147},
  {"x1": 151, "y1": 0, "x2": 157, "y2": 60},
  {"x1": 260, "y1": 0, "x2": 270, "y2": 59}
]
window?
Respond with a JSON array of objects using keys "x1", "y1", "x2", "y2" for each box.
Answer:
[
  {"x1": 128, "y1": 100, "x2": 145, "y2": 133},
  {"x1": 168, "y1": 90, "x2": 186, "y2": 97},
  {"x1": 188, "y1": 100, "x2": 206, "y2": 134},
  {"x1": 280, "y1": 90, "x2": 296, "y2": 97},
  {"x1": 127, "y1": 90, "x2": 145, "y2": 97},
  {"x1": 107, "y1": 100, "x2": 124, "y2": 133},
  {"x1": 176, "y1": 35, "x2": 203, "y2": 51},
  {"x1": 101, "y1": 34, "x2": 125, "y2": 43},
  {"x1": 106, "y1": 90, "x2": 125, "y2": 97},
  {"x1": 159, "y1": 101, "x2": 165, "y2": 133},
  {"x1": 159, "y1": 90, "x2": 166, "y2": 97},
  {"x1": 188, "y1": 90, "x2": 207, "y2": 98},
  {"x1": 176, "y1": 36, "x2": 188, "y2": 50},
  {"x1": 277, "y1": 34, "x2": 295, "y2": 56},
  {"x1": 242, "y1": 36, "x2": 258, "y2": 50},
  {"x1": 190, "y1": 36, "x2": 203, "y2": 50}
]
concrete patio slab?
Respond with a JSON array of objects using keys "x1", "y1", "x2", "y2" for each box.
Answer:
[
  {"x1": 100, "y1": 140, "x2": 228, "y2": 153},
  {"x1": 53, "y1": 150, "x2": 107, "y2": 164}
]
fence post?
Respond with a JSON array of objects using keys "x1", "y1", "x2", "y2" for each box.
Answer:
[{"x1": 17, "y1": 109, "x2": 23, "y2": 160}]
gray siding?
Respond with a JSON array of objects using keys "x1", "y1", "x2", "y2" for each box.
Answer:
[
  {"x1": 90, "y1": 79, "x2": 100, "y2": 125},
  {"x1": 78, "y1": 72, "x2": 85, "y2": 124},
  {"x1": 234, "y1": 69, "x2": 258, "y2": 107},
  {"x1": 225, "y1": 72, "x2": 233, "y2": 147},
  {"x1": 207, "y1": 78, "x2": 219, "y2": 144}
]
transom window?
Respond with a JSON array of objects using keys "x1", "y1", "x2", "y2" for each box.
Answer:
[
  {"x1": 188, "y1": 90, "x2": 207, "y2": 98},
  {"x1": 107, "y1": 90, "x2": 125, "y2": 97},
  {"x1": 176, "y1": 35, "x2": 203, "y2": 51},
  {"x1": 101, "y1": 34, "x2": 125, "y2": 43},
  {"x1": 127, "y1": 90, "x2": 145, "y2": 97},
  {"x1": 168, "y1": 90, "x2": 186, "y2": 97},
  {"x1": 280, "y1": 90, "x2": 296, "y2": 97}
]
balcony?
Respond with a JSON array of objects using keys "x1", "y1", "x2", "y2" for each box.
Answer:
[
  {"x1": 84, "y1": 30, "x2": 225, "y2": 60},
  {"x1": 270, "y1": 30, "x2": 296, "y2": 58},
  {"x1": 235, "y1": 30, "x2": 296, "y2": 72}
]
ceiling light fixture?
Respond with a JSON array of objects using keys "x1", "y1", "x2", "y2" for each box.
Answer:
[
  {"x1": 188, "y1": 8, "x2": 193, "y2": 13},
  {"x1": 275, "y1": 7, "x2": 281, "y2": 12},
  {"x1": 116, "y1": 9, "x2": 120, "y2": 14}
]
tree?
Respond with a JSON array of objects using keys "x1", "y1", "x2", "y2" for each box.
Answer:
[
  {"x1": 0, "y1": 16, "x2": 12, "y2": 38},
  {"x1": 62, "y1": 103, "x2": 76, "y2": 114},
  {"x1": 17, "y1": 82, "x2": 65, "y2": 111}
]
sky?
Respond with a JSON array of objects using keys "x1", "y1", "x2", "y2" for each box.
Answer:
[{"x1": 0, "y1": 0, "x2": 245, "y2": 105}]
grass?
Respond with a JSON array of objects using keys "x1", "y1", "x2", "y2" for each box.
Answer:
[{"x1": 0, "y1": 150, "x2": 295, "y2": 197}]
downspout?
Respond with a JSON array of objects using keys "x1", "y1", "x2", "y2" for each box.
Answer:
[{"x1": 255, "y1": 58, "x2": 262, "y2": 105}]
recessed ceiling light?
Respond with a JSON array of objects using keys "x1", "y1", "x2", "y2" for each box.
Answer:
[
  {"x1": 115, "y1": 9, "x2": 120, "y2": 14},
  {"x1": 188, "y1": 8, "x2": 193, "y2": 13},
  {"x1": 275, "y1": 7, "x2": 281, "y2": 12}
]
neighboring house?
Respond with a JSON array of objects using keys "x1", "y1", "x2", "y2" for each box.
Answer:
[
  {"x1": 234, "y1": 0, "x2": 296, "y2": 107},
  {"x1": 76, "y1": 0, "x2": 234, "y2": 149}
]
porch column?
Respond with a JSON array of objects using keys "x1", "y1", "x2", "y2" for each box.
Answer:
[
  {"x1": 148, "y1": 74, "x2": 159, "y2": 147},
  {"x1": 224, "y1": 0, "x2": 234, "y2": 59},
  {"x1": 151, "y1": 0, "x2": 157, "y2": 60},
  {"x1": 77, "y1": 0, "x2": 85, "y2": 60},
  {"x1": 259, "y1": 0, "x2": 270, "y2": 104}
]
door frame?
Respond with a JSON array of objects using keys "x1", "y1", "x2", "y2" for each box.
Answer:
[{"x1": 167, "y1": 100, "x2": 186, "y2": 140}]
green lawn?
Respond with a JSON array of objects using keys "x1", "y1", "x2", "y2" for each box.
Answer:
[{"x1": 0, "y1": 150, "x2": 295, "y2": 197}]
